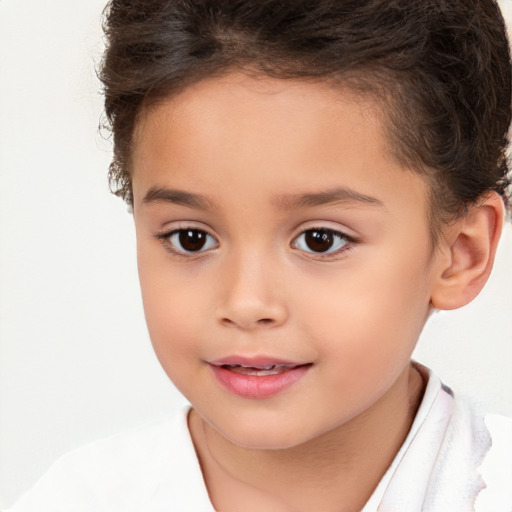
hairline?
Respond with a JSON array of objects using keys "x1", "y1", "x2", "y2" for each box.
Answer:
[{"x1": 126, "y1": 67, "x2": 460, "y2": 247}]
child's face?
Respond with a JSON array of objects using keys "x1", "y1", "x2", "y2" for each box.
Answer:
[{"x1": 132, "y1": 73, "x2": 440, "y2": 449}]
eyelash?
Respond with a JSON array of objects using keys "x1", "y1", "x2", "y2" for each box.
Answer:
[{"x1": 154, "y1": 227, "x2": 356, "y2": 259}]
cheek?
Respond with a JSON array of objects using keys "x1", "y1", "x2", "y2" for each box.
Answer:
[
  {"x1": 140, "y1": 283, "x2": 207, "y2": 396},
  {"x1": 137, "y1": 249, "x2": 207, "y2": 368},
  {"x1": 296, "y1": 248, "x2": 432, "y2": 361}
]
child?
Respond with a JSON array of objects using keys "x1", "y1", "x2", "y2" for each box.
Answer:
[{"x1": 6, "y1": 0, "x2": 512, "y2": 510}]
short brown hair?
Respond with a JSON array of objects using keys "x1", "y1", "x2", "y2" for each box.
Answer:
[{"x1": 100, "y1": 0, "x2": 512, "y2": 234}]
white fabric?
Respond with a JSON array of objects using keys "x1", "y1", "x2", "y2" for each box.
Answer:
[
  {"x1": 361, "y1": 364, "x2": 454, "y2": 511},
  {"x1": 5, "y1": 367, "x2": 512, "y2": 512},
  {"x1": 5, "y1": 412, "x2": 214, "y2": 512}
]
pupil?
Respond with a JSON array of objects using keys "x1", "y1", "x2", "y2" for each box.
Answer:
[
  {"x1": 179, "y1": 230, "x2": 206, "y2": 251},
  {"x1": 305, "y1": 230, "x2": 333, "y2": 252}
]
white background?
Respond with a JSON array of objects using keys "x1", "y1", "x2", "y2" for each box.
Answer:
[{"x1": 1, "y1": 0, "x2": 511, "y2": 507}]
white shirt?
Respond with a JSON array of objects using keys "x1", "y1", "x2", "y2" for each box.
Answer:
[{"x1": 6, "y1": 366, "x2": 512, "y2": 511}]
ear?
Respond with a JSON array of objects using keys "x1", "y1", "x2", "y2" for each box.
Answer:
[{"x1": 430, "y1": 192, "x2": 504, "y2": 310}]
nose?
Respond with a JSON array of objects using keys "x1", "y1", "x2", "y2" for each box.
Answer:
[{"x1": 215, "y1": 252, "x2": 288, "y2": 330}]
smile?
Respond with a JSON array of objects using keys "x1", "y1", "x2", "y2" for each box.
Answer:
[
  {"x1": 222, "y1": 363, "x2": 301, "y2": 376},
  {"x1": 209, "y1": 358, "x2": 312, "y2": 399}
]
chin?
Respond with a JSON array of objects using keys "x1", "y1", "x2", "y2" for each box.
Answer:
[{"x1": 215, "y1": 419, "x2": 316, "y2": 451}]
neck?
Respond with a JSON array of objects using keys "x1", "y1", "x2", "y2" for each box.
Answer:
[{"x1": 189, "y1": 364, "x2": 425, "y2": 512}]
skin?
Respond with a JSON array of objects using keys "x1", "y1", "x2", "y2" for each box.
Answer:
[{"x1": 130, "y1": 73, "x2": 502, "y2": 511}]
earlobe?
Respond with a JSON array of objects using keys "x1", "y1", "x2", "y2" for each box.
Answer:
[{"x1": 430, "y1": 192, "x2": 504, "y2": 310}]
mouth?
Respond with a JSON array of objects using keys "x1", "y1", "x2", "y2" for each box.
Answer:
[
  {"x1": 218, "y1": 363, "x2": 307, "y2": 376},
  {"x1": 208, "y1": 358, "x2": 312, "y2": 399}
]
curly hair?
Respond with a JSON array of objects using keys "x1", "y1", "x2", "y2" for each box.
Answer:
[{"x1": 99, "y1": 0, "x2": 511, "y2": 234}]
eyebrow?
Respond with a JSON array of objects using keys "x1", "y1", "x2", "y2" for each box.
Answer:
[
  {"x1": 142, "y1": 186, "x2": 384, "y2": 211},
  {"x1": 142, "y1": 187, "x2": 215, "y2": 210},
  {"x1": 273, "y1": 187, "x2": 384, "y2": 210}
]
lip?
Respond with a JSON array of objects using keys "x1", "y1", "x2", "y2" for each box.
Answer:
[{"x1": 208, "y1": 356, "x2": 312, "y2": 399}]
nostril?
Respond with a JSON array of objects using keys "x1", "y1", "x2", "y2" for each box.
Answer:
[{"x1": 219, "y1": 317, "x2": 275, "y2": 328}]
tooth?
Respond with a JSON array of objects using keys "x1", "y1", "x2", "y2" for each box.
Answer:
[
  {"x1": 237, "y1": 364, "x2": 275, "y2": 370},
  {"x1": 226, "y1": 365, "x2": 300, "y2": 376}
]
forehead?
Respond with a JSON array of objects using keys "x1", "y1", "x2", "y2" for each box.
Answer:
[
  {"x1": 131, "y1": 73, "x2": 428, "y2": 223},
  {"x1": 135, "y1": 73, "x2": 385, "y2": 148}
]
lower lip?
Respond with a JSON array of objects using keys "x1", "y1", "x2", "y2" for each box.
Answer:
[{"x1": 209, "y1": 364, "x2": 311, "y2": 399}]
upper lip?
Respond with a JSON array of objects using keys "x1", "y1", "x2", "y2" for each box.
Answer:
[{"x1": 209, "y1": 356, "x2": 309, "y2": 368}]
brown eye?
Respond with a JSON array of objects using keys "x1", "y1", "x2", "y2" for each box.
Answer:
[
  {"x1": 165, "y1": 229, "x2": 218, "y2": 254},
  {"x1": 293, "y1": 228, "x2": 350, "y2": 255},
  {"x1": 179, "y1": 230, "x2": 207, "y2": 251},
  {"x1": 304, "y1": 230, "x2": 334, "y2": 252}
]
